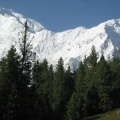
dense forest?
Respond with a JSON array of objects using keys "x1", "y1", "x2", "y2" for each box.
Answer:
[{"x1": 0, "y1": 22, "x2": 120, "y2": 120}]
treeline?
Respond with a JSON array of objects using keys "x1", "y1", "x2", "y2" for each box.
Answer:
[{"x1": 0, "y1": 22, "x2": 120, "y2": 120}]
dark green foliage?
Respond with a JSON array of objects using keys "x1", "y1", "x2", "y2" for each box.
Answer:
[
  {"x1": 0, "y1": 46, "x2": 20, "y2": 120},
  {"x1": 65, "y1": 62, "x2": 85, "y2": 120},
  {"x1": 65, "y1": 92, "x2": 78, "y2": 120},
  {"x1": 96, "y1": 55, "x2": 112, "y2": 111},
  {"x1": 0, "y1": 21, "x2": 35, "y2": 120},
  {"x1": 88, "y1": 46, "x2": 98, "y2": 67},
  {"x1": 33, "y1": 60, "x2": 54, "y2": 120},
  {"x1": 48, "y1": 64, "x2": 54, "y2": 108},
  {"x1": 83, "y1": 46, "x2": 99, "y2": 116},
  {"x1": 109, "y1": 57, "x2": 120, "y2": 107},
  {"x1": 64, "y1": 66, "x2": 74, "y2": 106},
  {"x1": 1, "y1": 42, "x2": 120, "y2": 120},
  {"x1": 84, "y1": 46, "x2": 98, "y2": 69},
  {"x1": 52, "y1": 57, "x2": 66, "y2": 120}
]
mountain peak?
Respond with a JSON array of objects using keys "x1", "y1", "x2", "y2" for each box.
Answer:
[
  {"x1": 0, "y1": 7, "x2": 46, "y2": 33},
  {"x1": 97, "y1": 18, "x2": 120, "y2": 28},
  {"x1": 0, "y1": 8, "x2": 120, "y2": 70}
]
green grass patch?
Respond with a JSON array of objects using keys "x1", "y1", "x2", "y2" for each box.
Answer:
[{"x1": 83, "y1": 108, "x2": 120, "y2": 120}]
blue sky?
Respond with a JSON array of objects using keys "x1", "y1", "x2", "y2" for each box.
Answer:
[{"x1": 0, "y1": 0, "x2": 120, "y2": 32}]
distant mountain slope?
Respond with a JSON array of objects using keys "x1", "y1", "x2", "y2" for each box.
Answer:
[{"x1": 0, "y1": 8, "x2": 120, "y2": 70}]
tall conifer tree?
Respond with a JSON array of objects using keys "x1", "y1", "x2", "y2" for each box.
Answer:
[
  {"x1": 97, "y1": 55, "x2": 112, "y2": 111},
  {"x1": 18, "y1": 21, "x2": 35, "y2": 120},
  {"x1": 0, "y1": 46, "x2": 20, "y2": 120},
  {"x1": 65, "y1": 62, "x2": 85, "y2": 120},
  {"x1": 52, "y1": 57, "x2": 66, "y2": 120}
]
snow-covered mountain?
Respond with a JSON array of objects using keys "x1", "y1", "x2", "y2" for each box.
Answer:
[{"x1": 0, "y1": 8, "x2": 120, "y2": 70}]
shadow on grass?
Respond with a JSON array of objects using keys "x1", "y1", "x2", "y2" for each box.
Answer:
[{"x1": 82, "y1": 110, "x2": 113, "y2": 120}]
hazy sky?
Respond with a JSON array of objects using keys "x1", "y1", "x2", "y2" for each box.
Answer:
[{"x1": 0, "y1": 0, "x2": 120, "y2": 32}]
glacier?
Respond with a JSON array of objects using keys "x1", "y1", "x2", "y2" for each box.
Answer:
[{"x1": 0, "y1": 8, "x2": 120, "y2": 70}]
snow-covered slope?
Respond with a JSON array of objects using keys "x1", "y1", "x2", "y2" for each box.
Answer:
[{"x1": 0, "y1": 8, "x2": 120, "y2": 70}]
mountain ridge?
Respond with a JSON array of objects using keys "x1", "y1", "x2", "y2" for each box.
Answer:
[{"x1": 0, "y1": 8, "x2": 120, "y2": 70}]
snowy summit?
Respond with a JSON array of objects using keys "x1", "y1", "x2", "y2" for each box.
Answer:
[{"x1": 0, "y1": 8, "x2": 120, "y2": 70}]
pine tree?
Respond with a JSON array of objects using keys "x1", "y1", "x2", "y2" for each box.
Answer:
[
  {"x1": 33, "y1": 60, "x2": 43, "y2": 119},
  {"x1": 65, "y1": 62, "x2": 85, "y2": 120},
  {"x1": 87, "y1": 45, "x2": 98, "y2": 68},
  {"x1": 17, "y1": 21, "x2": 35, "y2": 120},
  {"x1": 64, "y1": 66, "x2": 74, "y2": 104},
  {"x1": 33, "y1": 60, "x2": 53, "y2": 120},
  {"x1": 0, "y1": 50, "x2": 8, "y2": 120},
  {"x1": 39, "y1": 59, "x2": 51, "y2": 120},
  {"x1": 75, "y1": 62, "x2": 85, "y2": 118},
  {"x1": 0, "y1": 46, "x2": 20, "y2": 120},
  {"x1": 109, "y1": 57, "x2": 120, "y2": 107},
  {"x1": 52, "y1": 57, "x2": 66, "y2": 120},
  {"x1": 48, "y1": 64, "x2": 54, "y2": 107},
  {"x1": 83, "y1": 46, "x2": 99, "y2": 116},
  {"x1": 19, "y1": 21, "x2": 35, "y2": 84},
  {"x1": 97, "y1": 55, "x2": 112, "y2": 111},
  {"x1": 48, "y1": 64, "x2": 54, "y2": 119},
  {"x1": 65, "y1": 92, "x2": 78, "y2": 120}
]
